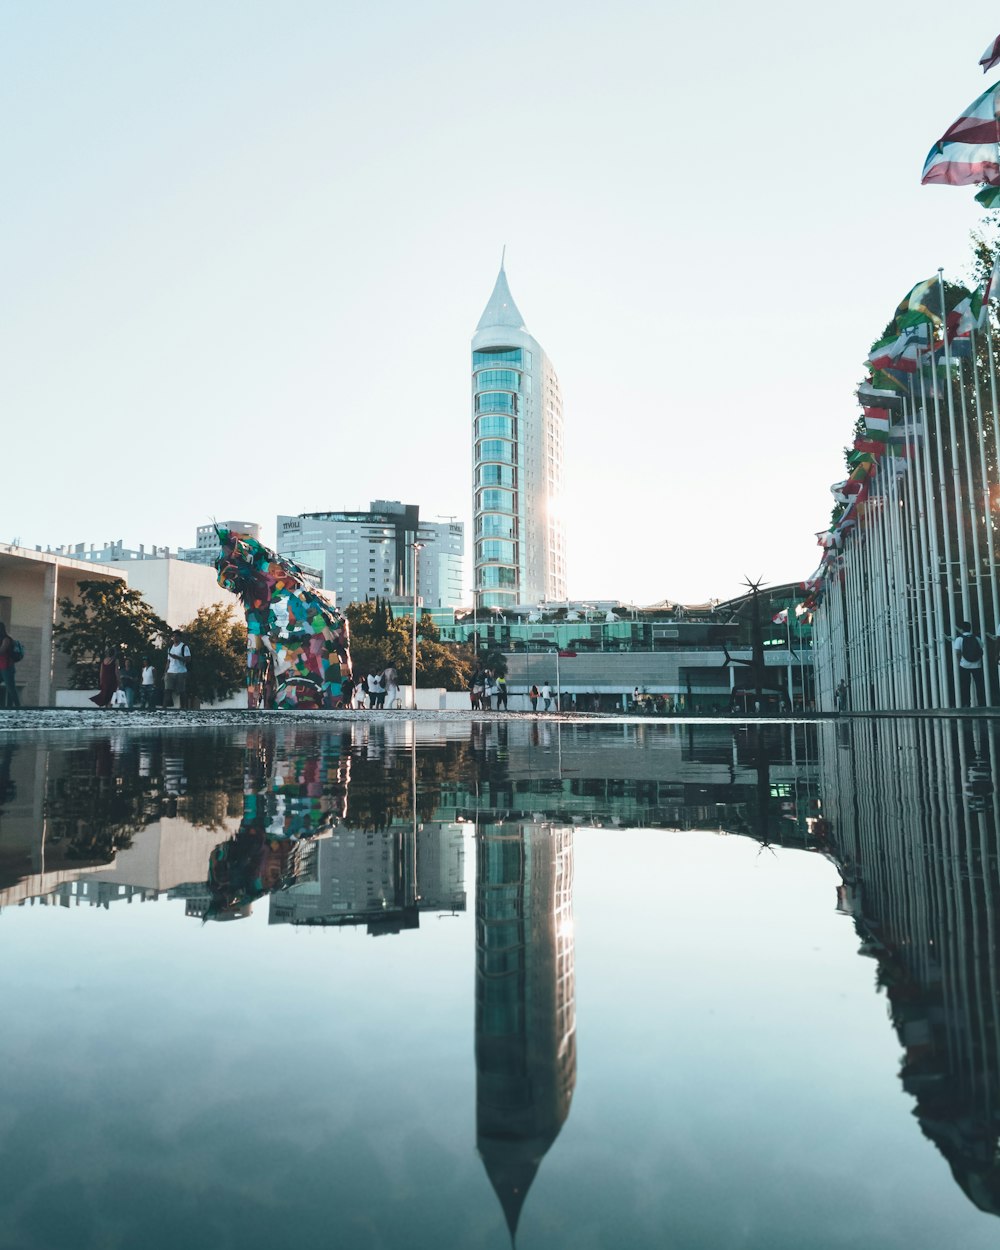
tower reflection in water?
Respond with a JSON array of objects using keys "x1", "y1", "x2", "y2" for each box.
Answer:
[{"x1": 475, "y1": 816, "x2": 576, "y2": 1239}]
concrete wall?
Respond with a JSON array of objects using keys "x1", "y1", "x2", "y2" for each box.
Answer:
[{"x1": 125, "y1": 560, "x2": 236, "y2": 630}]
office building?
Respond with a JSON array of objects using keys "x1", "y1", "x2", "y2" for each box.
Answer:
[
  {"x1": 472, "y1": 262, "x2": 566, "y2": 609},
  {"x1": 178, "y1": 521, "x2": 261, "y2": 567},
  {"x1": 277, "y1": 501, "x2": 463, "y2": 608}
]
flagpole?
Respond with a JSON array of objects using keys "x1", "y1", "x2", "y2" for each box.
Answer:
[
  {"x1": 971, "y1": 327, "x2": 1000, "y2": 692},
  {"x1": 956, "y1": 350, "x2": 991, "y2": 703},
  {"x1": 901, "y1": 395, "x2": 931, "y2": 707},
  {"x1": 940, "y1": 269, "x2": 973, "y2": 621},
  {"x1": 920, "y1": 338, "x2": 951, "y2": 704}
]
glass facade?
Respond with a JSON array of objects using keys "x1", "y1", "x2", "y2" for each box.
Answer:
[
  {"x1": 476, "y1": 464, "x2": 515, "y2": 488},
  {"x1": 475, "y1": 393, "x2": 517, "y2": 414},
  {"x1": 477, "y1": 539, "x2": 516, "y2": 563},
  {"x1": 473, "y1": 267, "x2": 564, "y2": 609},
  {"x1": 473, "y1": 347, "x2": 522, "y2": 367},
  {"x1": 476, "y1": 415, "x2": 514, "y2": 439},
  {"x1": 477, "y1": 514, "x2": 515, "y2": 539},
  {"x1": 476, "y1": 439, "x2": 514, "y2": 463},
  {"x1": 475, "y1": 369, "x2": 520, "y2": 392},
  {"x1": 478, "y1": 488, "x2": 514, "y2": 512}
]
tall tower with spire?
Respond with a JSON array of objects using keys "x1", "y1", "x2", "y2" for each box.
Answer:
[{"x1": 472, "y1": 260, "x2": 566, "y2": 609}]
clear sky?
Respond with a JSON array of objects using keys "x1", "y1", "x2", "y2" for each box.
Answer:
[{"x1": 3, "y1": 2, "x2": 997, "y2": 603}]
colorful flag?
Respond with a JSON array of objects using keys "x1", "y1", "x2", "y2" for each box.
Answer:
[
  {"x1": 858, "y1": 379, "x2": 904, "y2": 411},
  {"x1": 922, "y1": 140, "x2": 1000, "y2": 187},
  {"x1": 772, "y1": 608, "x2": 788, "y2": 625},
  {"x1": 937, "y1": 81, "x2": 1000, "y2": 145},
  {"x1": 981, "y1": 34, "x2": 1000, "y2": 73},
  {"x1": 896, "y1": 278, "x2": 941, "y2": 326},
  {"x1": 976, "y1": 185, "x2": 1000, "y2": 208},
  {"x1": 864, "y1": 408, "x2": 891, "y2": 442},
  {"x1": 867, "y1": 322, "x2": 930, "y2": 371}
]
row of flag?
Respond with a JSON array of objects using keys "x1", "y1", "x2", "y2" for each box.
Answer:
[{"x1": 805, "y1": 259, "x2": 1000, "y2": 613}]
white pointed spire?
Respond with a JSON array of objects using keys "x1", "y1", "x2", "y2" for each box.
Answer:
[{"x1": 476, "y1": 258, "x2": 526, "y2": 332}]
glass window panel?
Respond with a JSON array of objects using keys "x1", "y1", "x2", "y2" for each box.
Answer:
[
  {"x1": 476, "y1": 464, "x2": 515, "y2": 488},
  {"x1": 475, "y1": 393, "x2": 517, "y2": 415},
  {"x1": 477, "y1": 539, "x2": 516, "y2": 563},
  {"x1": 475, "y1": 415, "x2": 514, "y2": 439},
  {"x1": 478, "y1": 565, "x2": 518, "y2": 588},
  {"x1": 473, "y1": 347, "x2": 522, "y2": 368},
  {"x1": 476, "y1": 514, "x2": 515, "y2": 539},
  {"x1": 478, "y1": 489, "x2": 514, "y2": 513},
  {"x1": 474, "y1": 369, "x2": 520, "y2": 392},
  {"x1": 476, "y1": 439, "x2": 514, "y2": 463},
  {"x1": 480, "y1": 591, "x2": 515, "y2": 607}
]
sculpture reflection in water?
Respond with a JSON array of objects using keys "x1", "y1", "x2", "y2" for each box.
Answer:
[
  {"x1": 205, "y1": 730, "x2": 351, "y2": 920},
  {"x1": 820, "y1": 717, "x2": 1000, "y2": 1216},
  {"x1": 202, "y1": 726, "x2": 467, "y2": 930}
]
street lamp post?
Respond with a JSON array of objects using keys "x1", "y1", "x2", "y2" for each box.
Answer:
[{"x1": 410, "y1": 542, "x2": 425, "y2": 710}]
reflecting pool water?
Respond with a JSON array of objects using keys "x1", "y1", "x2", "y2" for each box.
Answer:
[{"x1": 0, "y1": 718, "x2": 999, "y2": 1248}]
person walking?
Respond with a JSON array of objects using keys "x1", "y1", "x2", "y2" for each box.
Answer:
[
  {"x1": 528, "y1": 683, "x2": 539, "y2": 713},
  {"x1": 140, "y1": 658, "x2": 157, "y2": 709},
  {"x1": 382, "y1": 665, "x2": 399, "y2": 709},
  {"x1": 0, "y1": 624, "x2": 20, "y2": 709},
  {"x1": 90, "y1": 652, "x2": 119, "y2": 708},
  {"x1": 954, "y1": 622, "x2": 987, "y2": 708},
  {"x1": 119, "y1": 658, "x2": 139, "y2": 710},
  {"x1": 164, "y1": 630, "x2": 192, "y2": 709},
  {"x1": 540, "y1": 682, "x2": 553, "y2": 712},
  {"x1": 495, "y1": 675, "x2": 508, "y2": 711},
  {"x1": 353, "y1": 679, "x2": 368, "y2": 710}
]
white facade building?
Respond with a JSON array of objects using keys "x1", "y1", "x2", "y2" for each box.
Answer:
[
  {"x1": 277, "y1": 501, "x2": 463, "y2": 608},
  {"x1": 472, "y1": 263, "x2": 566, "y2": 609},
  {"x1": 178, "y1": 521, "x2": 261, "y2": 567}
]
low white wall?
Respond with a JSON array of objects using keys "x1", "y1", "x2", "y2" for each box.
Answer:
[{"x1": 56, "y1": 689, "x2": 248, "y2": 710}]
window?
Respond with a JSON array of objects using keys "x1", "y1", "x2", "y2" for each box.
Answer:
[
  {"x1": 478, "y1": 566, "x2": 517, "y2": 588},
  {"x1": 477, "y1": 464, "x2": 515, "y2": 488},
  {"x1": 478, "y1": 489, "x2": 514, "y2": 512},
  {"x1": 477, "y1": 539, "x2": 515, "y2": 563},
  {"x1": 475, "y1": 415, "x2": 514, "y2": 439},
  {"x1": 475, "y1": 369, "x2": 520, "y2": 392},
  {"x1": 473, "y1": 347, "x2": 522, "y2": 367},
  {"x1": 476, "y1": 439, "x2": 514, "y2": 463},
  {"x1": 476, "y1": 514, "x2": 515, "y2": 539},
  {"x1": 475, "y1": 392, "x2": 516, "y2": 414}
]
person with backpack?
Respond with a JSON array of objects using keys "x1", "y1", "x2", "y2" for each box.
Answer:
[
  {"x1": 953, "y1": 622, "x2": 987, "y2": 708},
  {"x1": 0, "y1": 623, "x2": 20, "y2": 709},
  {"x1": 164, "y1": 630, "x2": 192, "y2": 709}
]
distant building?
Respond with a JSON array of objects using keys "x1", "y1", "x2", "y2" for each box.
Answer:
[
  {"x1": 472, "y1": 262, "x2": 566, "y2": 610},
  {"x1": 276, "y1": 501, "x2": 463, "y2": 608},
  {"x1": 178, "y1": 521, "x2": 261, "y2": 568}
]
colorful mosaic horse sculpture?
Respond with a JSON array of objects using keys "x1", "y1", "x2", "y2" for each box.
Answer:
[{"x1": 215, "y1": 528, "x2": 352, "y2": 709}]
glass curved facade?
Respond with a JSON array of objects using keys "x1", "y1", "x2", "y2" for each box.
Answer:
[
  {"x1": 477, "y1": 514, "x2": 515, "y2": 539},
  {"x1": 475, "y1": 369, "x2": 520, "y2": 392},
  {"x1": 477, "y1": 539, "x2": 516, "y2": 563},
  {"x1": 476, "y1": 439, "x2": 514, "y2": 463},
  {"x1": 478, "y1": 488, "x2": 515, "y2": 512},
  {"x1": 473, "y1": 347, "x2": 522, "y2": 368},
  {"x1": 475, "y1": 393, "x2": 517, "y2": 415},
  {"x1": 476, "y1": 463, "x2": 515, "y2": 488},
  {"x1": 476, "y1": 415, "x2": 514, "y2": 440}
]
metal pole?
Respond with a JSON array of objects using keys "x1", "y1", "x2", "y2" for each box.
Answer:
[{"x1": 411, "y1": 542, "x2": 424, "y2": 709}]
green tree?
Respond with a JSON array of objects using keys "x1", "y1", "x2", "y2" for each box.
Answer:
[
  {"x1": 180, "y1": 604, "x2": 248, "y2": 705},
  {"x1": 54, "y1": 580, "x2": 167, "y2": 689},
  {"x1": 344, "y1": 601, "x2": 473, "y2": 690}
]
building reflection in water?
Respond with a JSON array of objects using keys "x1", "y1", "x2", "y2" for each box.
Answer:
[
  {"x1": 819, "y1": 717, "x2": 1000, "y2": 1216},
  {"x1": 475, "y1": 816, "x2": 576, "y2": 1240}
]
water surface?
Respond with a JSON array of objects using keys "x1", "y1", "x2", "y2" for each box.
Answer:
[{"x1": 0, "y1": 719, "x2": 997, "y2": 1249}]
